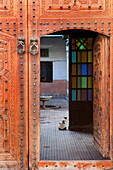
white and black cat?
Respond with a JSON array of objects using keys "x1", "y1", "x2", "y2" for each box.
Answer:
[{"x1": 58, "y1": 117, "x2": 67, "y2": 130}]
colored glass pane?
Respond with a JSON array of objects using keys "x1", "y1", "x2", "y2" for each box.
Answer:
[
  {"x1": 72, "y1": 64, "x2": 76, "y2": 75},
  {"x1": 72, "y1": 45, "x2": 76, "y2": 50},
  {"x1": 81, "y1": 89, "x2": 87, "y2": 101},
  {"x1": 79, "y1": 38, "x2": 86, "y2": 43},
  {"x1": 77, "y1": 51, "x2": 81, "y2": 62},
  {"x1": 86, "y1": 38, "x2": 93, "y2": 49},
  {"x1": 82, "y1": 51, "x2": 87, "y2": 62},
  {"x1": 72, "y1": 39, "x2": 75, "y2": 44},
  {"x1": 72, "y1": 77, "x2": 76, "y2": 88},
  {"x1": 79, "y1": 45, "x2": 86, "y2": 50},
  {"x1": 88, "y1": 64, "x2": 93, "y2": 75},
  {"x1": 77, "y1": 90, "x2": 81, "y2": 101},
  {"x1": 72, "y1": 52, "x2": 76, "y2": 63},
  {"x1": 77, "y1": 77, "x2": 81, "y2": 88},
  {"x1": 76, "y1": 41, "x2": 81, "y2": 47},
  {"x1": 72, "y1": 89, "x2": 76, "y2": 101},
  {"x1": 82, "y1": 77, "x2": 87, "y2": 88},
  {"x1": 82, "y1": 64, "x2": 87, "y2": 75},
  {"x1": 88, "y1": 51, "x2": 93, "y2": 62},
  {"x1": 78, "y1": 64, "x2": 81, "y2": 75},
  {"x1": 88, "y1": 89, "x2": 93, "y2": 101},
  {"x1": 88, "y1": 77, "x2": 93, "y2": 88}
]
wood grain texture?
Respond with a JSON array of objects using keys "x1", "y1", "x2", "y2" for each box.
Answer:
[{"x1": 0, "y1": 0, "x2": 28, "y2": 169}]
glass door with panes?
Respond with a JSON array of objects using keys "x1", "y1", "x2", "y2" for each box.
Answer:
[{"x1": 69, "y1": 36, "x2": 93, "y2": 131}]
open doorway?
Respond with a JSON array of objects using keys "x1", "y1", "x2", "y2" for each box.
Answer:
[{"x1": 40, "y1": 30, "x2": 110, "y2": 161}]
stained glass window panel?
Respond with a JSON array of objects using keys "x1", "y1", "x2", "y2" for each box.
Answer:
[
  {"x1": 72, "y1": 45, "x2": 76, "y2": 50},
  {"x1": 72, "y1": 52, "x2": 76, "y2": 63},
  {"x1": 72, "y1": 39, "x2": 75, "y2": 44},
  {"x1": 88, "y1": 51, "x2": 93, "y2": 62},
  {"x1": 86, "y1": 38, "x2": 93, "y2": 49},
  {"x1": 77, "y1": 77, "x2": 81, "y2": 88},
  {"x1": 72, "y1": 77, "x2": 76, "y2": 88},
  {"x1": 82, "y1": 77, "x2": 87, "y2": 88},
  {"x1": 82, "y1": 64, "x2": 87, "y2": 75},
  {"x1": 82, "y1": 51, "x2": 87, "y2": 62},
  {"x1": 88, "y1": 77, "x2": 93, "y2": 88},
  {"x1": 88, "y1": 89, "x2": 93, "y2": 101},
  {"x1": 78, "y1": 64, "x2": 81, "y2": 75},
  {"x1": 72, "y1": 64, "x2": 76, "y2": 75},
  {"x1": 77, "y1": 90, "x2": 81, "y2": 101},
  {"x1": 72, "y1": 90, "x2": 76, "y2": 101},
  {"x1": 82, "y1": 89, "x2": 87, "y2": 101},
  {"x1": 77, "y1": 51, "x2": 81, "y2": 63},
  {"x1": 80, "y1": 38, "x2": 86, "y2": 43},
  {"x1": 79, "y1": 45, "x2": 86, "y2": 50},
  {"x1": 88, "y1": 64, "x2": 93, "y2": 75}
]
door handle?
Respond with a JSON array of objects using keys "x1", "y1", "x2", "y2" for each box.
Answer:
[
  {"x1": 30, "y1": 36, "x2": 39, "y2": 55},
  {"x1": 16, "y1": 36, "x2": 25, "y2": 54}
]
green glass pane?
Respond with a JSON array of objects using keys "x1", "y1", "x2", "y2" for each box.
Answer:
[
  {"x1": 81, "y1": 77, "x2": 87, "y2": 88},
  {"x1": 78, "y1": 64, "x2": 81, "y2": 75},
  {"x1": 80, "y1": 38, "x2": 86, "y2": 43},
  {"x1": 77, "y1": 51, "x2": 81, "y2": 63},
  {"x1": 72, "y1": 77, "x2": 76, "y2": 88},
  {"x1": 77, "y1": 77, "x2": 81, "y2": 88},
  {"x1": 72, "y1": 52, "x2": 76, "y2": 63},
  {"x1": 88, "y1": 51, "x2": 93, "y2": 62},
  {"x1": 72, "y1": 90, "x2": 76, "y2": 101},
  {"x1": 77, "y1": 90, "x2": 81, "y2": 101},
  {"x1": 79, "y1": 45, "x2": 86, "y2": 50},
  {"x1": 88, "y1": 77, "x2": 93, "y2": 88}
]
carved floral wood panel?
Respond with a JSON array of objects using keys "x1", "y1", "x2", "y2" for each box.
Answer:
[
  {"x1": 0, "y1": 0, "x2": 28, "y2": 169},
  {"x1": 93, "y1": 35, "x2": 110, "y2": 158}
]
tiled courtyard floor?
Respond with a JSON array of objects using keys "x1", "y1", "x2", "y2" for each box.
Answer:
[{"x1": 40, "y1": 98, "x2": 107, "y2": 160}]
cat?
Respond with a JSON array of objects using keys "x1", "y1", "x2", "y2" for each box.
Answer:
[{"x1": 58, "y1": 117, "x2": 67, "y2": 130}]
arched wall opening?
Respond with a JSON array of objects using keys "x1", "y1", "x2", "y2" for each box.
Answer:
[{"x1": 39, "y1": 29, "x2": 110, "y2": 161}]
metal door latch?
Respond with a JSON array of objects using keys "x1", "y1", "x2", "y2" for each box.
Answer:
[
  {"x1": 16, "y1": 36, "x2": 25, "y2": 54},
  {"x1": 30, "y1": 36, "x2": 38, "y2": 55}
]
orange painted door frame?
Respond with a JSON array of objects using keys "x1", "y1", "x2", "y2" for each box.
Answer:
[{"x1": 0, "y1": 0, "x2": 113, "y2": 169}]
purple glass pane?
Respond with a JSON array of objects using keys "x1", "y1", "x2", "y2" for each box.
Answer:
[
  {"x1": 88, "y1": 89, "x2": 93, "y2": 101},
  {"x1": 88, "y1": 64, "x2": 93, "y2": 75},
  {"x1": 81, "y1": 89, "x2": 87, "y2": 101}
]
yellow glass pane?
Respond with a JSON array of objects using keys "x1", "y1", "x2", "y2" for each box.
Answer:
[
  {"x1": 72, "y1": 77, "x2": 76, "y2": 88},
  {"x1": 88, "y1": 77, "x2": 93, "y2": 88},
  {"x1": 72, "y1": 64, "x2": 76, "y2": 75},
  {"x1": 77, "y1": 51, "x2": 81, "y2": 62},
  {"x1": 77, "y1": 41, "x2": 81, "y2": 47},
  {"x1": 82, "y1": 51, "x2": 87, "y2": 62},
  {"x1": 88, "y1": 51, "x2": 93, "y2": 62}
]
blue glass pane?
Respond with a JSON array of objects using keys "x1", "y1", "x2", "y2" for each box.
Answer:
[
  {"x1": 82, "y1": 64, "x2": 87, "y2": 75},
  {"x1": 88, "y1": 89, "x2": 93, "y2": 101},
  {"x1": 72, "y1": 52, "x2": 76, "y2": 63},
  {"x1": 72, "y1": 90, "x2": 76, "y2": 101}
]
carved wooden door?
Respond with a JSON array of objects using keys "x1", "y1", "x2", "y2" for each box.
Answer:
[
  {"x1": 93, "y1": 35, "x2": 110, "y2": 158},
  {"x1": 0, "y1": 0, "x2": 28, "y2": 169}
]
